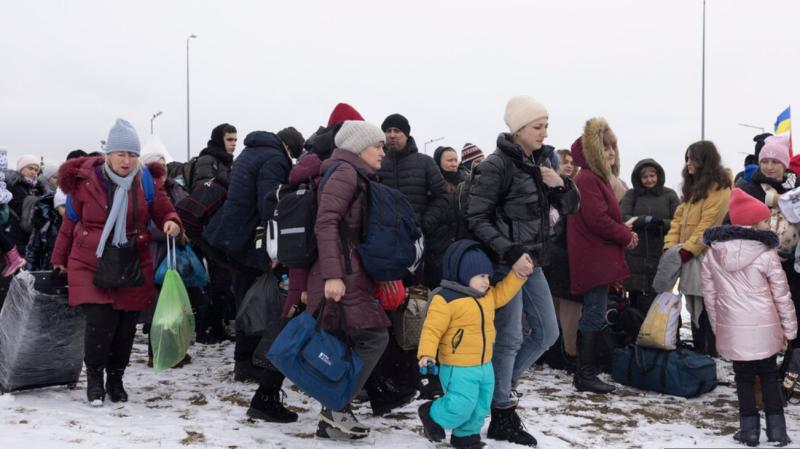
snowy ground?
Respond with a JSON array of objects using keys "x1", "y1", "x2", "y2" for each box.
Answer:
[{"x1": 1, "y1": 328, "x2": 798, "y2": 449}]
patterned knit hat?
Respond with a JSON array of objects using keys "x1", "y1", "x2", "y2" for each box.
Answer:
[{"x1": 461, "y1": 143, "x2": 484, "y2": 165}]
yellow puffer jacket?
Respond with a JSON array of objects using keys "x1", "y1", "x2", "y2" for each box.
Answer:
[
  {"x1": 664, "y1": 185, "x2": 731, "y2": 256},
  {"x1": 417, "y1": 271, "x2": 526, "y2": 366}
]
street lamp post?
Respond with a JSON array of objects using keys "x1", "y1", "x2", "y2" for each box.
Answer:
[
  {"x1": 186, "y1": 34, "x2": 197, "y2": 161},
  {"x1": 150, "y1": 111, "x2": 163, "y2": 135},
  {"x1": 423, "y1": 137, "x2": 445, "y2": 155},
  {"x1": 738, "y1": 123, "x2": 766, "y2": 134},
  {"x1": 701, "y1": 0, "x2": 706, "y2": 140}
]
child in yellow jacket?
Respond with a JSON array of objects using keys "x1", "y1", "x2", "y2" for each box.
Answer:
[{"x1": 417, "y1": 240, "x2": 532, "y2": 449}]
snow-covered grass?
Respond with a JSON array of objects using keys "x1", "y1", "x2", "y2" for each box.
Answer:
[{"x1": 1, "y1": 329, "x2": 797, "y2": 449}]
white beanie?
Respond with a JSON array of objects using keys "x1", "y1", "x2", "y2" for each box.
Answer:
[
  {"x1": 504, "y1": 96, "x2": 549, "y2": 134},
  {"x1": 53, "y1": 188, "x2": 67, "y2": 209},
  {"x1": 16, "y1": 154, "x2": 40, "y2": 172},
  {"x1": 42, "y1": 163, "x2": 60, "y2": 181},
  {"x1": 140, "y1": 151, "x2": 168, "y2": 166},
  {"x1": 334, "y1": 120, "x2": 385, "y2": 154}
]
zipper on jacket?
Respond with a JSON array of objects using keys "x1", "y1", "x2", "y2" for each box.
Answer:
[{"x1": 472, "y1": 298, "x2": 487, "y2": 365}]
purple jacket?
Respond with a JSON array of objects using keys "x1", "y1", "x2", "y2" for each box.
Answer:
[
  {"x1": 305, "y1": 149, "x2": 391, "y2": 331},
  {"x1": 701, "y1": 225, "x2": 797, "y2": 361}
]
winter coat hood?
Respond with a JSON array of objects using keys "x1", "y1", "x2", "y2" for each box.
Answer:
[
  {"x1": 6, "y1": 169, "x2": 47, "y2": 193},
  {"x1": 571, "y1": 117, "x2": 619, "y2": 182},
  {"x1": 243, "y1": 131, "x2": 284, "y2": 150},
  {"x1": 703, "y1": 225, "x2": 779, "y2": 272},
  {"x1": 631, "y1": 158, "x2": 666, "y2": 195},
  {"x1": 288, "y1": 152, "x2": 322, "y2": 185},
  {"x1": 198, "y1": 144, "x2": 233, "y2": 166},
  {"x1": 440, "y1": 239, "x2": 484, "y2": 285}
]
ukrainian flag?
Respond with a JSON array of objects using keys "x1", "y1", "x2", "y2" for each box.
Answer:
[{"x1": 775, "y1": 106, "x2": 791, "y2": 135}]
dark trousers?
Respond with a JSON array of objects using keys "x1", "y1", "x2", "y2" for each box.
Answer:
[
  {"x1": 82, "y1": 304, "x2": 139, "y2": 371},
  {"x1": 233, "y1": 269, "x2": 262, "y2": 364},
  {"x1": 349, "y1": 328, "x2": 390, "y2": 399},
  {"x1": 733, "y1": 355, "x2": 784, "y2": 416},
  {"x1": 691, "y1": 309, "x2": 717, "y2": 357},
  {"x1": 370, "y1": 326, "x2": 421, "y2": 389},
  {"x1": 0, "y1": 232, "x2": 14, "y2": 252},
  {"x1": 206, "y1": 258, "x2": 233, "y2": 329}
]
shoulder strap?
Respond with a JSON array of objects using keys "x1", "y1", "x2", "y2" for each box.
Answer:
[{"x1": 65, "y1": 195, "x2": 79, "y2": 223}]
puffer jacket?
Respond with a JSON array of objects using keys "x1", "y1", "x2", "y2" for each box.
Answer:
[
  {"x1": 664, "y1": 183, "x2": 731, "y2": 256},
  {"x1": 621, "y1": 159, "x2": 680, "y2": 292},
  {"x1": 701, "y1": 225, "x2": 797, "y2": 361},
  {"x1": 306, "y1": 149, "x2": 391, "y2": 331},
  {"x1": 567, "y1": 118, "x2": 631, "y2": 295},
  {"x1": 417, "y1": 240, "x2": 526, "y2": 366},
  {"x1": 190, "y1": 144, "x2": 234, "y2": 191},
  {"x1": 467, "y1": 133, "x2": 580, "y2": 267},
  {"x1": 376, "y1": 136, "x2": 447, "y2": 224},
  {"x1": 4, "y1": 170, "x2": 47, "y2": 253},
  {"x1": 422, "y1": 169, "x2": 464, "y2": 288}
]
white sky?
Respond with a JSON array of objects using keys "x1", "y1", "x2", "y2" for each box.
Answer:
[{"x1": 1, "y1": 0, "x2": 798, "y2": 190}]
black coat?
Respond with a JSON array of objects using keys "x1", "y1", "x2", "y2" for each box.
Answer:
[
  {"x1": 376, "y1": 136, "x2": 447, "y2": 225},
  {"x1": 203, "y1": 131, "x2": 291, "y2": 271},
  {"x1": 422, "y1": 171, "x2": 464, "y2": 288},
  {"x1": 4, "y1": 171, "x2": 47, "y2": 253},
  {"x1": 467, "y1": 133, "x2": 580, "y2": 266},
  {"x1": 190, "y1": 145, "x2": 234, "y2": 191}
]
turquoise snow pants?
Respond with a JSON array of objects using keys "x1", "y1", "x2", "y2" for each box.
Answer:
[{"x1": 429, "y1": 362, "x2": 494, "y2": 437}]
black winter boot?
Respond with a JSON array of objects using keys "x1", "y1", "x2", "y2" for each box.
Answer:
[
  {"x1": 487, "y1": 406, "x2": 537, "y2": 447},
  {"x1": 105, "y1": 369, "x2": 128, "y2": 403},
  {"x1": 765, "y1": 413, "x2": 791, "y2": 447},
  {"x1": 418, "y1": 401, "x2": 445, "y2": 442},
  {"x1": 365, "y1": 374, "x2": 417, "y2": 416},
  {"x1": 246, "y1": 389, "x2": 298, "y2": 423},
  {"x1": 85, "y1": 366, "x2": 105, "y2": 406},
  {"x1": 451, "y1": 434, "x2": 486, "y2": 449},
  {"x1": 573, "y1": 331, "x2": 615, "y2": 394},
  {"x1": 733, "y1": 414, "x2": 760, "y2": 447}
]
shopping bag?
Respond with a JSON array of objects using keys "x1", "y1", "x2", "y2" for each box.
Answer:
[
  {"x1": 151, "y1": 237, "x2": 195, "y2": 372},
  {"x1": 155, "y1": 244, "x2": 209, "y2": 288},
  {"x1": 636, "y1": 292, "x2": 681, "y2": 350}
]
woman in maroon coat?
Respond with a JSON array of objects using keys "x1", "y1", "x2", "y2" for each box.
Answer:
[
  {"x1": 52, "y1": 119, "x2": 182, "y2": 407},
  {"x1": 567, "y1": 117, "x2": 638, "y2": 394},
  {"x1": 304, "y1": 120, "x2": 391, "y2": 440}
]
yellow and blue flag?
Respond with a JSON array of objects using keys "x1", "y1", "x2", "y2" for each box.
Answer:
[{"x1": 775, "y1": 106, "x2": 791, "y2": 135}]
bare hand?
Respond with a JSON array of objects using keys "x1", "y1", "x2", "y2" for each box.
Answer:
[
  {"x1": 324, "y1": 278, "x2": 346, "y2": 302},
  {"x1": 163, "y1": 220, "x2": 181, "y2": 237},
  {"x1": 53, "y1": 264, "x2": 67, "y2": 272},
  {"x1": 540, "y1": 166, "x2": 565, "y2": 188},
  {"x1": 418, "y1": 356, "x2": 436, "y2": 368},
  {"x1": 626, "y1": 232, "x2": 639, "y2": 249},
  {"x1": 300, "y1": 291, "x2": 308, "y2": 305},
  {"x1": 512, "y1": 253, "x2": 534, "y2": 277}
]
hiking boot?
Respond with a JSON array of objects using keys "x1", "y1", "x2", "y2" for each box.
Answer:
[
  {"x1": 418, "y1": 401, "x2": 445, "y2": 442},
  {"x1": 316, "y1": 406, "x2": 369, "y2": 440},
  {"x1": 85, "y1": 366, "x2": 105, "y2": 407},
  {"x1": 765, "y1": 413, "x2": 791, "y2": 447},
  {"x1": 365, "y1": 375, "x2": 417, "y2": 416},
  {"x1": 487, "y1": 406, "x2": 537, "y2": 447},
  {"x1": 246, "y1": 390, "x2": 298, "y2": 423},
  {"x1": 574, "y1": 331, "x2": 615, "y2": 394},
  {"x1": 451, "y1": 434, "x2": 487, "y2": 449},
  {"x1": 1, "y1": 247, "x2": 25, "y2": 278},
  {"x1": 105, "y1": 368, "x2": 128, "y2": 403},
  {"x1": 733, "y1": 414, "x2": 760, "y2": 447}
]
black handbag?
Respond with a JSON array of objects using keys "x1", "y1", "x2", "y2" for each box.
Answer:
[{"x1": 92, "y1": 184, "x2": 145, "y2": 289}]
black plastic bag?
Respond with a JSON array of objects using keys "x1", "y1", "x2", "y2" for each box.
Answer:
[{"x1": 236, "y1": 272, "x2": 283, "y2": 336}]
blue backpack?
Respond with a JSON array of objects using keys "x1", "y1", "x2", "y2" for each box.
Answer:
[{"x1": 65, "y1": 166, "x2": 155, "y2": 223}]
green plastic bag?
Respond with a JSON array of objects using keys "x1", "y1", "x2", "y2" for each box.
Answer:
[{"x1": 150, "y1": 237, "x2": 195, "y2": 372}]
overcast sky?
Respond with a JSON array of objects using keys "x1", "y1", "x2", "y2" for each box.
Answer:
[{"x1": 1, "y1": 0, "x2": 798, "y2": 190}]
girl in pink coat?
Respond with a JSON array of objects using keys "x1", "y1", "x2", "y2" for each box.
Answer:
[{"x1": 702, "y1": 188, "x2": 797, "y2": 447}]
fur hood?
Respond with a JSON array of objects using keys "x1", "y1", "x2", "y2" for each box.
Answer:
[
  {"x1": 572, "y1": 117, "x2": 619, "y2": 182},
  {"x1": 58, "y1": 156, "x2": 166, "y2": 195},
  {"x1": 703, "y1": 225, "x2": 779, "y2": 272}
]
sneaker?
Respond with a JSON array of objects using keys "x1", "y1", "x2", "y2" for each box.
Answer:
[{"x1": 317, "y1": 406, "x2": 369, "y2": 439}]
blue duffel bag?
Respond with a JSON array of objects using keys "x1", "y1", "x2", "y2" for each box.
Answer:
[
  {"x1": 612, "y1": 344, "x2": 717, "y2": 398},
  {"x1": 267, "y1": 301, "x2": 363, "y2": 411}
]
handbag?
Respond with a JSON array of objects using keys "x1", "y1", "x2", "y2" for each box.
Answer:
[
  {"x1": 637, "y1": 292, "x2": 681, "y2": 350},
  {"x1": 267, "y1": 300, "x2": 363, "y2": 411},
  {"x1": 392, "y1": 285, "x2": 430, "y2": 351},
  {"x1": 93, "y1": 186, "x2": 144, "y2": 289},
  {"x1": 611, "y1": 344, "x2": 717, "y2": 398}
]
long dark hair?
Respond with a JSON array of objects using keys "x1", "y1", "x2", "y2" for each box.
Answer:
[{"x1": 681, "y1": 141, "x2": 732, "y2": 203}]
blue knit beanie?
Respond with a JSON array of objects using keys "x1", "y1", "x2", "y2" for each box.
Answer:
[
  {"x1": 457, "y1": 247, "x2": 494, "y2": 286},
  {"x1": 105, "y1": 118, "x2": 141, "y2": 155}
]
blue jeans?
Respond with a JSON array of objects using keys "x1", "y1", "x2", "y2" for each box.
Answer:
[
  {"x1": 430, "y1": 363, "x2": 494, "y2": 437},
  {"x1": 491, "y1": 266, "x2": 559, "y2": 408},
  {"x1": 579, "y1": 284, "x2": 609, "y2": 332}
]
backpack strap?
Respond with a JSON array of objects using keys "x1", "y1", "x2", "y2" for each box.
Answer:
[
  {"x1": 65, "y1": 195, "x2": 80, "y2": 223},
  {"x1": 319, "y1": 161, "x2": 365, "y2": 275},
  {"x1": 65, "y1": 166, "x2": 155, "y2": 224}
]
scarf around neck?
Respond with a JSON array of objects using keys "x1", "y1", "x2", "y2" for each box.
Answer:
[{"x1": 96, "y1": 163, "x2": 140, "y2": 257}]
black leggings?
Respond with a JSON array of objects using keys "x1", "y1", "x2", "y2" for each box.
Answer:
[
  {"x1": 0, "y1": 232, "x2": 15, "y2": 252},
  {"x1": 733, "y1": 355, "x2": 784, "y2": 416},
  {"x1": 82, "y1": 304, "x2": 139, "y2": 371}
]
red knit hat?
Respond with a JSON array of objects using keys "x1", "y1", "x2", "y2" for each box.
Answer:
[
  {"x1": 729, "y1": 188, "x2": 770, "y2": 226},
  {"x1": 327, "y1": 103, "x2": 364, "y2": 127}
]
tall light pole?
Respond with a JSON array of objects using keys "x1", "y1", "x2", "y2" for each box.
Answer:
[
  {"x1": 423, "y1": 137, "x2": 445, "y2": 155},
  {"x1": 186, "y1": 34, "x2": 197, "y2": 161},
  {"x1": 738, "y1": 123, "x2": 766, "y2": 134},
  {"x1": 701, "y1": 0, "x2": 706, "y2": 140},
  {"x1": 150, "y1": 111, "x2": 163, "y2": 135}
]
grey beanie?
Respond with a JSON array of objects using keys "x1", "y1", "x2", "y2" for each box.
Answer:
[
  {"x1": 334, "y1": 120, "x2": 385, "y2": 154},
  {"x1": 105, "y1": 118, "x2": 141, "y2": 155}
]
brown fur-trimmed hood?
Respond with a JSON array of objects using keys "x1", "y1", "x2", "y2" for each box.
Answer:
[
  {"x1": 58, "y1": 156, "x2": 166, "y2": 195},
  {"x1": 574, "y1": 117, "x2": 619, "y2": 182}
]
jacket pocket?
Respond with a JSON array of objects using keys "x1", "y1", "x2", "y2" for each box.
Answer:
[{"x1": 451, "y1": 328, "x2": 465, "y2": 353}]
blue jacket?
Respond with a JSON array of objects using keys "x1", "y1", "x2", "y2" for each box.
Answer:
[{"x1": 204, "y1": 131, "x2": 291, "y2": 270}]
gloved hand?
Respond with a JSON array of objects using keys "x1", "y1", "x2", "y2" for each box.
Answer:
[
  {"x1": 679, "y1": 248, "x2": 694, "y2": 264},
  {"x1": 648, "y1": 217, "x2": 664, "y2": 227}
]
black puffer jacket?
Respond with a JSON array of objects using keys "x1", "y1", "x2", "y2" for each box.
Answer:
[
  {"x1": 4, "y1": 171, "x2": 47, "y2": 253},
  {"x1": 190, "y1": 145, "x2": 234, "y2": 191},
  {"x1": 376, "y1": 136, "x2": 447, "y2": 224},
  {"x1": 422, "y1": 170, "x2": 464, "y2": 288},
  {"x1": 467, "y1": 133, "x2": 580, "y2": 267}
]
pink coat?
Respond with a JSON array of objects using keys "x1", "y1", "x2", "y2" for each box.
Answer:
[{"x1": 701, "y1": 225, "x2": 797, "y2": 361}]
